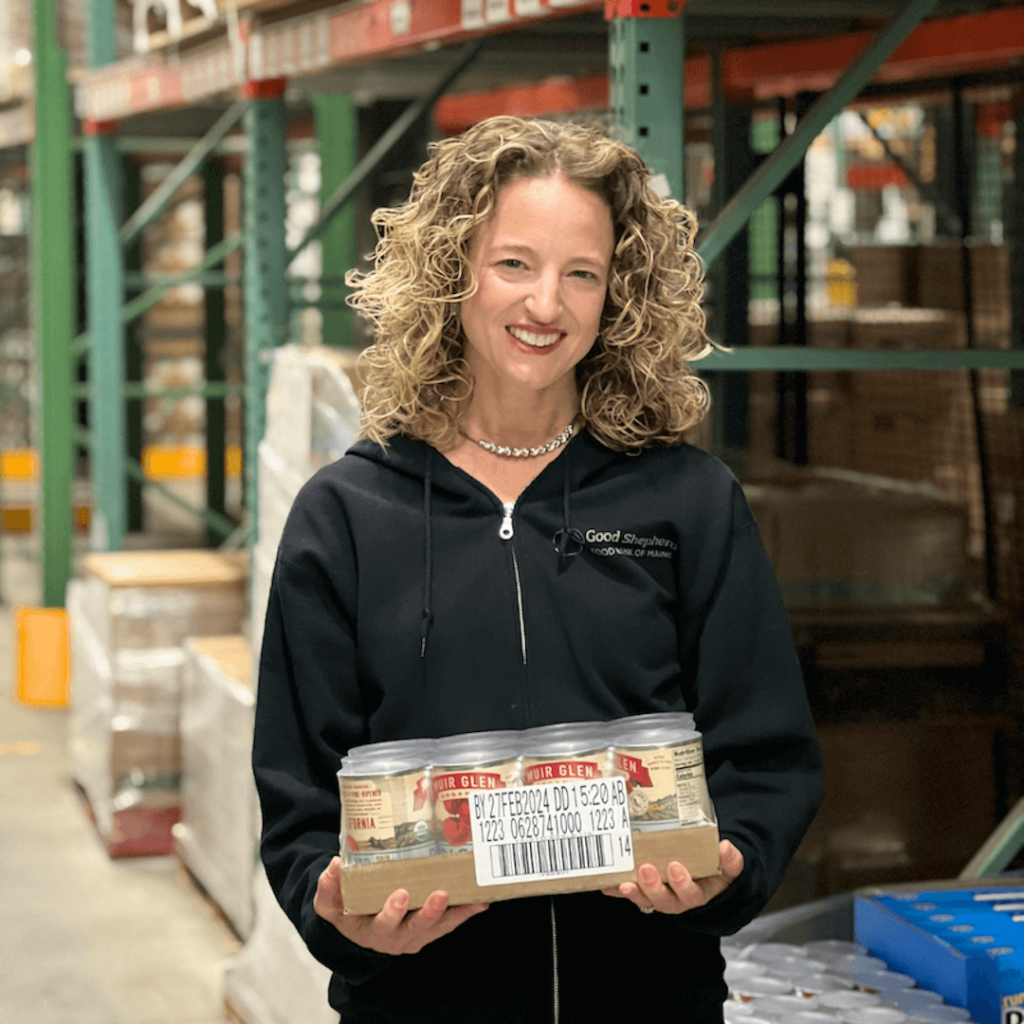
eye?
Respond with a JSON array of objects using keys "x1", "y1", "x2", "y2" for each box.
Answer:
[
  {"x1": 499, "y1": 258, "x2": 525, "y2": 270},
  {"x1": 571, "y1": 269, "x2": 599, "y2": 281}
]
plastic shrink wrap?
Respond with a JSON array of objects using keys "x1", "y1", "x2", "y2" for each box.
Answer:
[
  {"x1": 67, "y1": 550, "x2": 248, "y2": 856},
  {"x1": 175, "y1": 636, "x2": 256, "y2": 938}
]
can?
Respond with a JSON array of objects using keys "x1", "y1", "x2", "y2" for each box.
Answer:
[
  {"x1": 609, "y1": 722, "x2": 714, "y2": 830},
  {"x1": 816, "y1": 990, "x2": 884, "y2": 1012},
  {"x1": 521, "y1": 725, "x2": 612, "y2": 786},
  {"x1": 752, "y1": 994, "x2": 821, "y2": 1016},
  {"x1": 792, "y1": 973, "x2": 854, "y2": 998},
  {"x1": 431, "y1": 735, "x2": 521, "y2": 854},
  {"x1": 837, "y1": 1007, "x2": 908, "y2": 1024},
  {"x1": 853, "y1": 970, "x2": 916, "y2": 995},
  {"x1": 729, "y1": 976, "x2": 795, "y2": 1002},
  {"x1": 337, "y1": 755, "x2": 435, "y2": 864},
  {"x1": 343, "y1": 737, "x2": 437, "y2": 769}
]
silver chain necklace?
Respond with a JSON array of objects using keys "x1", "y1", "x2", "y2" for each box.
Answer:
[{"x1": 474, "y1": 423, "x2": 575, "y2": 458}]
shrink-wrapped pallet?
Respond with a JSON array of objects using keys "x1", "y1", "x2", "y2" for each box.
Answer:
[
  {"x1": 175, "y1": 636, "x2": 256, "y2": 938},
  {"x1": 224, "y1": 866, "x2": 337, "y2": 1024},
  {"x1": 67, "y1": 550, "x2": 248, "y2": 856}
]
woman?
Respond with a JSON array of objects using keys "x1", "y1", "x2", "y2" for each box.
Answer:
[{"x1": 253, "y1": 116, "x2": 823, "y2": 1023}]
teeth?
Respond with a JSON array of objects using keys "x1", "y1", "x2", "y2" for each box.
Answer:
[{"x1": 508, "y1": 326, "x2": 562, "y2": 348}]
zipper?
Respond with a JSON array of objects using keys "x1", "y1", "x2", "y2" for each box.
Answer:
[
  {"x1": 550, "y1": 898, "x2": 560, "y2": 1024},
  {"x1": 499, "y1": 501, "x2": 515, "y2": 540},
  {"x1": 499, "y1": 501, "x2": 528, "y2": 665}
]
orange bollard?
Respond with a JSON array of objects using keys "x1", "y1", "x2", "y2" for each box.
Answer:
[{"x1": 14, "y1": 606, "x2": 70, "y2": 707}]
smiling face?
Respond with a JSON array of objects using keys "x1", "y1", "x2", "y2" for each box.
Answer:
[{"x1": 460, "y1": 171, "x2": 615, "y2": 413}]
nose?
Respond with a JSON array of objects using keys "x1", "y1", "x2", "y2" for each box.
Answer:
[{"x1": 524, "y1": 268, "x2": 562, "y2": 323}]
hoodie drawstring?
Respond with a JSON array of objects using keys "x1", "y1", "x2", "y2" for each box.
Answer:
[
  {"x1": 552, "y1": 450, "x2": 583, "y2": 574},
  {"x1": 421, "y1": 448, "x2": 434, "y2": 659}
]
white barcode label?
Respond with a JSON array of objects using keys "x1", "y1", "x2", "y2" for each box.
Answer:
[{"x1": 469, "y1": 777, "x2": 635, "y2": 886}]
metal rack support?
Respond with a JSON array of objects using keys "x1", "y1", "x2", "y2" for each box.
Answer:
[
  {"x1": 311, "y1": 95, "x2": 358, "y2": 347},
  {"x1": 83, "y1": 0, "x2": 127, "y2": 551},
  {"x1": 243, "y1": 85, "x2": 289, "y2": 543},
  {"x1": 31, "y1": 0, "x2": 77, "y2": 606},
  {"x1": 288, "y1": 42, "x2": 482, "y2": 266},
  {"x1": 608, "y1": 3, "x2": 686, "y2": 203},
  {"x1": 697, "y1": 0, "x2": 943, "y2": 270}
]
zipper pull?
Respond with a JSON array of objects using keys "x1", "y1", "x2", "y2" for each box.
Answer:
[{"x1": 499, "y1": 501, "x2": 515, "y2": 540}]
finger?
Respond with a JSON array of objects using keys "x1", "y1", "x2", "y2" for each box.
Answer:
[
  {"x1": 635, "y1": 863, "x2": 673, "y2": 906},
  {"x1": 404, "y1": 890, "x2": 450, "y2": 933},
  {"x1": 373, "y1": 888, "x2": 410, "y2": 932},
  {"x1": 719, "y1": 839, "x2": 745, "y2": 881},
  {"x1": 313, "y1": 857, "x2": 344, "y2": 919},
  {"x1": 665, "y1": 860, "x2": 705, "y2": 908}
]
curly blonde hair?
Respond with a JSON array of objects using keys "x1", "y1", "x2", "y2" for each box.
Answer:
[{"x1": 346, "y1": 115, "x2": 711, "y2": 451}]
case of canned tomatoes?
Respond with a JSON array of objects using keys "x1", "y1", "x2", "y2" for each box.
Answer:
[{"x1": 336, "y1": 715, "x2": 722, "y2": 916}]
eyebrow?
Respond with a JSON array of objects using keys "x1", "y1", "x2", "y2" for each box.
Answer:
[{"x1": 492, "y1": 243, "x2": 609, "y2": 270}]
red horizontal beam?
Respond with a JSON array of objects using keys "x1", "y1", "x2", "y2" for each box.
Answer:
[
  {"x1": 846, "y1": 162, "x2": 910, "y2": 190},
  {"x1": 436, "y1": 6, "x2": 1024, "y2": 133},
  {"x1": 724, "y1": 6, "x2": 1024, "y2": 101}
]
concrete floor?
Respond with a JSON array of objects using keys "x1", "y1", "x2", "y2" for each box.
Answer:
[{"x1": 0, "y1": 531, "x2": 242, "y2": 1024}]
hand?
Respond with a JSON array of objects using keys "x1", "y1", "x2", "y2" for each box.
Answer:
[
  {"x1": 313, "y1": 856, "x2": 489, "y2": 955},
  {"x1": 600, "y1": 839, "x2": 744, "y2": 915}
]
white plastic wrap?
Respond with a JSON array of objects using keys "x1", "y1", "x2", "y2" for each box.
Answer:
[
  {"x1": 224, "y1": 866, "x2": 337, "y2": 1024},
  {"x1": 249, "y1": 538, "x2": 277, "y2": 683},
  {"x1": 257, "y1": 440, "x2": 307, "y2": 559},
  {"x1": 76, "y1": 572, "x2": 248, "y2": 652},
  {"x1": 263, "y1": 344, "x2": 361, "y2": 480},
  {"x1": 67, "y1": 580, "x2": 186, "y2": 848},
  {"x1": 175, "y1": 637, "x2": 257, "y2": 939}
]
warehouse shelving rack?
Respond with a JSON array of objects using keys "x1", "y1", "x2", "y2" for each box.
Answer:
[{"x1": 8, "y1": 1, "x2": 1023, "y2": 866}]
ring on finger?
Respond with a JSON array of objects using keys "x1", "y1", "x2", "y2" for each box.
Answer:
[{"x1": 639, "y1": 905, "x2": 655, "y2": 915}]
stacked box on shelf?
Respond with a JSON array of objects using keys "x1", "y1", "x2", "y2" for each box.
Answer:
[
  {"x1": 67, "y1": 550, "x2": 248, "y2": 857},
  {"x1": 743, "y1": 466, "x2": 971, "y2": 608},
  {"x1": 175, "y1": 635, "x2": 256, "y2": 938},
  {"x1": 851, "y1": 244, "x2": 918, "y2": 307}
]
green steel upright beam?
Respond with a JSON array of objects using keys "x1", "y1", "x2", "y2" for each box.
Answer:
[
  {"x1": 31, "y1": 0, "x2": 77, "y2": 606},
  {"x1": 84, "y1": 0, "x2": 127, "y2": 551},
  {"x1": 204, "y1": 161, "x2": 228, "y2": 547},
  {"x1": 1011, "y1": 102, "x2": 1024, "y2": 411},
  {"x1": 123, "y1": 156, "x2": 144, "y2": 532},
  {"x1": 244, "y1": 89, "x2": 289, "y2": 543},
  {"x1": 608, "y1": 7, "x2": 686, "y2": 202},
  {"x1": 311, "y1": 95, "x2": 358, "y2": 346},
  {"x1": 698, "y1": 0, "x2": 942, "y2": 269},
  {"x1": 288, "y1": 41, "x2": 482, "y2": 265}
]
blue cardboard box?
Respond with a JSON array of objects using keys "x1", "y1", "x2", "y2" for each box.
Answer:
[{"x1": 855, "y1": 881, "x2": 1024, "y2": 1024}]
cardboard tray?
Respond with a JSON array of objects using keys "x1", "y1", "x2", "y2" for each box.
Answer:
[{"x1": 340, "y1": 823, "x2": 720, "y2": 916}]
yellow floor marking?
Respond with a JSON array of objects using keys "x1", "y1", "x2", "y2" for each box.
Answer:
[{"x1": 0, "y1": 741, "x2": 42, "y2": 756}]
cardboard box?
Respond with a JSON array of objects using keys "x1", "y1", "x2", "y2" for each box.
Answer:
[
  {"x1": 743, "y1": 468, "x2": 970, "y2": 608},
  {"x1": 339, "y1": 823, "x2": 720, "y2": 916},
  {"x1": 855, "y1": 880, "x2": 1024, "y2": 1024}
]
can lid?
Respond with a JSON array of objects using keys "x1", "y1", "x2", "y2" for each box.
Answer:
[
  {"x1": 611, "y1": 722, "x2": 700, "y2": 746},
  {"x1": 338, "y1": 752, "x2": 431, "y2": 776},
  {"x1": 521, "y1": 722, "x2": 610, "y2": 757},
  {"x1": 343, "y1": 737, "x2": 437, "y2": 765},
  {"x1": 607, "y1": 711, "x2": 695, "y2": 733},
  {"x1": 838, "y1": 1006, "x2": 908, "y2": 1024}
]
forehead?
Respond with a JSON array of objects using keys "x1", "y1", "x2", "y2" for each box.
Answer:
[{"x1": 473, "y1": 173, "x2": 614, "y2": 254}]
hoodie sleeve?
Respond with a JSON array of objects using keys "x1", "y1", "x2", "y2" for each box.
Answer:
[
  {"x1": 673, "y1": 477, "x2": 824, "y2": 935},
  {"x1": 252, "y1": 497, "x2": 393, "y2": 983}
]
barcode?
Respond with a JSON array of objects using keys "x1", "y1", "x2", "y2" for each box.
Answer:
[{"x1": 490, "y1": 834, "x2": 614, "y2": 878}]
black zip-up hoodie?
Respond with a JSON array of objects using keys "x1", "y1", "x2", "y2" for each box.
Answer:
[{"x1": 253, "y1": 430, "x2": 824, "y2": 1023}]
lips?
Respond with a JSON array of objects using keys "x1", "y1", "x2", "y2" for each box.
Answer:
[{"x1": 506, "y1": 325, "x2": 565, "y2": 349}]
